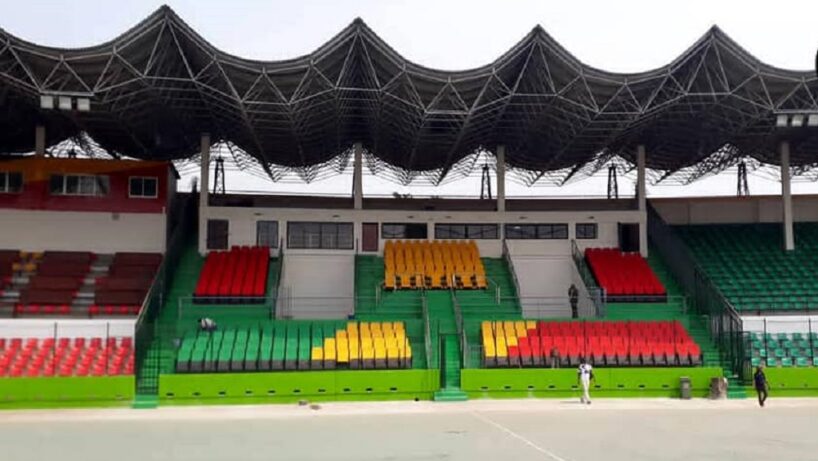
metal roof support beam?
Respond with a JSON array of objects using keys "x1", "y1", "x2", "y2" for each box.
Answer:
[
  {"x1": 353, "y1": 142, "x2": 363, "y2": 210},
  {"x1": 198, "y1": 132, "x2": 211, "y2": 255},
  {"x1": 636, "y1": 144, "x2": 648, "y2": 257},
  {"x1": 496, "y1": 145, "x2": 506, "y2": 213},
  {"x1": 35, "y1": 125, "x2": 46, "y2": 157},
  {"x1": 780, "y1": 140, "x2": 794, "y2": 251}
]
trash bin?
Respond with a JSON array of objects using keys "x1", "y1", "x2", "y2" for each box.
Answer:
[{"x1": 679, "y1": 376, "x2": 692, "y2": 400}]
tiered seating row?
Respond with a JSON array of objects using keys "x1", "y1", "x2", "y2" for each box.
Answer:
[
  {"x1": 15, "y1": 251, "x2": 93, "y2": 316},
  {"x1": 384, "y1": 240, "x2": 486, "y2": 290},
  {"x1": 585, "y1": 248, "x2": 665, "y2": 299},
  {"x1": 678, "y1": 224, "x2": 818, "y2": 312},
  {"x1": 91, "y1": 252, "x2": 161, "y2": 316},
  {"x1": 194, "y1": 246, "x2": 268, "y2": 302},
  {"x1": 0, "y1": 250, "x2": 21, "y2": 294},
  {"x1": 176, "y1": 321, "x2": 412, "y2": 373},
  {"x1": 746, "y1": 332, "x2": 818, "y2": 368},
  {"x1": 482, "y1": 320, "x2": 700, "y2": 367},
  {"x1": 0, "y1": 337, "x2": 133, "y2": 377}
]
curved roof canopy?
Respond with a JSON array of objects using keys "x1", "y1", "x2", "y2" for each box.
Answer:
[{"x1": 1, "y1": 6, "x2": 817, "y2": 184}]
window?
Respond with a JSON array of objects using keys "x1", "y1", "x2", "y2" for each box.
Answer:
[
  {"x1": 576, "y1": 223, "x2": 598, "y2": 240},
  {"x1": 0, "y1": 171, "x2": 22, "y2": 193},
  {"x1": 50, "y1": 174, "x2": 109, "y2": 196},
  {"x1": 287, "y1": 222, "x2": 353, "y2": 249},
  {"x1": 256, "y1": 221, "x2": 279, "y2": 248},
  {"x1": 504, "y1": 224, "x2": 568, "y2": 240},
  {"x1": 435, "y1": 224, "x2": 499, "y2": 240},
  {"x1": 382, "y1": 223, "x2": 428, "y2": 239},
  {"x1": 129, "y1": 176, "x2": 158, "y2": 198}
]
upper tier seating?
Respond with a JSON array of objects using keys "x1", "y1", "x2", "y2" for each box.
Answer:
[
  {"x1": 585, "y1": 248, "x2": 666, "y2": 300},
  {"x1": 0, "y1": 251, "x2": 20, "y2": 296},
  {"x1": 90, "y1": 252, "x2": 161, "y2": 316},
  {"x1": 176, "y1": 321, "x2": 411, "y2": 373},
  {"x1": 482, "y1": 320, "x2": 700, "y2": 367},
  {"x1": 677, "y1": 224, "x2": 818, "y2": 312},
  {"x1": 0, "y1": 336, "x2": 133, "y2": 377},
  {"x1": 193, "y1": 246, "x2": 269, "y2": 302},
  {"x1": 384, "y1": 240, "x2": 486, "y2": 290},
  {"x1": 14, "y1": 251, "x2": 92, "y2": 316},
  {"x1": 745, "y1": 331, "x2": 818, "y2": 368}
]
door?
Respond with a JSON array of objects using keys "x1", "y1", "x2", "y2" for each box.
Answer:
[
  {"x1": 361, "y1": 223, "x2": 379, "y2": 252},
  {"x1": 618, "y1": 223, "x2": 640, "y2": 253},
  {"x1": 207, "y1": 219, "x2": 229, "y2": 250}
]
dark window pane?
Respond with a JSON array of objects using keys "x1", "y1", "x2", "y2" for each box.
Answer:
[
  {"x1": 467, "y1": 224, "x2": 498, "y2": 239},
  {"x1": 505, "y1": 224, "x2": 537, "y2": 239},
  {"x1": 143, "y1": 178, "x2": 157, "y2": 197},
  {"x1": 576, "y1": 223, "x2": 598, "y2": 239},
  {"x1": 49, "y1": 175, "x2": 63, "y2": 194},
  {"x1": 66, "y1": 175, "x2": 80, "y2": 194},
  {"x1": 382, "y1": 223, "x2": 427, "y2": 239},
  {"x1": 257, "y1": 221, "x2": 278, "y2": 247},
  {"x1": 129, "y1": 177, "x2": 142, "y2": 196},
  {"x1": 9, "y1": 172, "x2": 22, "y2": 192},
  {"x1": 0, "y1": 173, "x2": 5, "y2": 192},
  {"x1": 337, "y1": 223, "x2": 354, "y2": 249}
]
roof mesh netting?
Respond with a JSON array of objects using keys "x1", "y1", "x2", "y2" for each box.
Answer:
[{"x1": 1, "y1": 6, "x2": 817, "y2": 185}]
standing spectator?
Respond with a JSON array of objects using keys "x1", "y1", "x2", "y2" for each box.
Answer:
[
  {"x1": 568, "y1": 284, "x2": 579, "y2": 318},
  {"x1": 754, "y1": 365, "x2": 768, "y2": 407},
  {"x1": 198, "y1": 317, "x2": 218, "y2": 333}
]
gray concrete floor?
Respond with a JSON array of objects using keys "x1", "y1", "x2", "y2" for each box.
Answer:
[{"x1": 1, "y1": 398, "x2": 817, "y2": 461}]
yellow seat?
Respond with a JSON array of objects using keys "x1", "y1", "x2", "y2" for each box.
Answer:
[
  {"x1": 337, "y1": 338, "x2": 349, "y2": 363},
  {"x1": 324, "y1": 339, "x2": 337, "y2": 361},
  {"x1": 311, "y1": 346, "x2": 324, "y2": 361}
]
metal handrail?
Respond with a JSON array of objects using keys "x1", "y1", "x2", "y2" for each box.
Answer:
[
  {"x1": 570, "y1": 239, "x2": 606, "y2": 316},
  {"x1": 502, "y1": 239, "x2": 522, "y2": 299}
]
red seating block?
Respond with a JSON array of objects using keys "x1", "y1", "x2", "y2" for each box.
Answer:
[{"x1": 585, "y1": 248, "x2": 666, "y2": 299}]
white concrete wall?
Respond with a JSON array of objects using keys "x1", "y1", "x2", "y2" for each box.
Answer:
[
  {"x1": 742, "y1": 315, "x2": 818, "y2": 334},
  {"x1": 0, "y1": 209, "x2": 166, "y2": 253},
  {"x1": 278, "y1": 253, "x2": 355, "y2": 319},
  {"x1": 653, "y1": 195, "x2": 818, "y2": 225},
  {"x1": 203, "y1": 206, "x2": 640, "y2": 257},
  {"x1": 0, "y1": 319, "x2": 135, "y2": 339}
]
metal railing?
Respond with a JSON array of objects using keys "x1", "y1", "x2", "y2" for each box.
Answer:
[
  {"x1": 648, "y1": 202, "x2": 745, "y2": 378},
  {"x1": 570, "y1": 239, "x2": 606, "y2": 316},
  {"x1": 134, "y1": 192, "x2": 195, "y2": 396},
  {"x1": 502, "y1": 239, "x2": 522, "y2": 298}
]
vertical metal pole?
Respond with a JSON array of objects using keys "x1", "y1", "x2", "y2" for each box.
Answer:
[
  {"x1": 198, "y1": 133, "x2": 211, "y2": 255},
  {"x1": 780, "y1": 141, "x2": 794, "y2": 251},
  {"x1": 353, "y1": 142, "x2": 363, "y2": 210},
  {"x1": 496, "y1": 145, "x2": 506, "y2": 213},
  {"x1": 35, "y1": 125, "x2": 46, "y2": 156},
  {"x1": 636, "y1": 145, "x2": 648, "y2": 257}
]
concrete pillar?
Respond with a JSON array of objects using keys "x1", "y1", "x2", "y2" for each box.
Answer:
[
  {"x1": 496, "y1": 145, "x2": 506, "y2": 213},
  {"x1": 35, "y1": 125, "x2": 46, "y2": 156},
  {"x1": 353, "y1": 142, "x2": 363, "y2": 210},
  {"x1": 780, "y1": 141, "x2": 794, "y2": 251},
  {"x1": 198, "y1": 133, "x2": 211, "y2": 255},
  {"x1": 636, "y1": 144, "x2": 648, "y2": 257}
]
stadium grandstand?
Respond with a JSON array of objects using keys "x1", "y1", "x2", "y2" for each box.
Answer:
[{"x1": 0, "y1": 5, "x2": 817, "y2": 409}]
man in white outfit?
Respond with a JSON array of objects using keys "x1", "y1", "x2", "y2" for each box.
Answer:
[{"x1": 578, "y1": 357, "x2": 594, "y2": 404}]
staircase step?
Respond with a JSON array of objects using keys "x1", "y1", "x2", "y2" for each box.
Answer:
[{"x1": 433, "y1": 389, "x2": 468, "y2": 402}]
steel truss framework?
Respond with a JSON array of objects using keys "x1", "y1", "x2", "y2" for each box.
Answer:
[{"x1": 1, "y1": 6, "x2": 817, "y2": 185}]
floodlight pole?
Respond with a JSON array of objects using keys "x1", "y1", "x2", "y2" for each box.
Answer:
[
  {"x1": 353, "y1": 142, "x2": 363, "y2": 210},
  {"x1": 496, "y1": 145, "x2": 506, "y2": 213},
  {"x1": 198, "y1": 133, "x2": 211, "y2": 255},
  {"x1": 780, "y1": 141, "x2": 794, "y2": 251},
  {"x1": 35, "y1": 125, "x2": 46, "y2": 157},
  {"x1": 636, "y1": 144, "x2": 648, "y2": 257}
]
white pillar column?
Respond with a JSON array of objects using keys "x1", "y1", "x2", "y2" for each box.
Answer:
[
  {"x1": 637, "y1": 144, "x2": 648, "y2": 257},
  {"x1": 353, "y1": 142, "x2": 363, "y2": 210},
  {"x1": 35, "y1": 125, "x2": 46, "y2": 156},
  {"x1": 780, "y1": 141, "x2": 794, "y2": 251},
  {"x1": 198, "y1": 133, "x2": 211, "y2": 255},
  {"x1": 496, "y1": 145, "x2": 506, "y2": 213}
]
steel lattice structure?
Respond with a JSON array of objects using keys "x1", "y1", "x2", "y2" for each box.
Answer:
[{"x1": 1, "y1": 6, "x2": 817, "y2": 185}]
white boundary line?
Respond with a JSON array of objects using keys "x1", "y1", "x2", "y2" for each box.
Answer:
[{"x1": 470, "y1": 410, "x2": 571, "y2": 461}]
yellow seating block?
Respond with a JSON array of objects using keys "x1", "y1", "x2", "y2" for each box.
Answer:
[
  {"x1": 311, "y1": 347, "x2": 323, "y2": 361},
  {"x1": 324, "y1": 339, "x2": 337, "y2": 360},
  {"x1": 337, "y1": 339, "x2": 349, "y2": 363},
  {"x1": 362, "y1": 347, "x2": 375, "y2": 360}
]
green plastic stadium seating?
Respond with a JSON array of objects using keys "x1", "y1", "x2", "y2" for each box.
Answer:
[
  {"x1": 677, "y1": 224, "x2": 818, "y2": 312},
  {"x1": 745, "y1": 332, "x2": 817, "y2": 368}
]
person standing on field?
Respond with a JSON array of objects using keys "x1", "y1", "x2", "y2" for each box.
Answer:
[
  {"x1": 754, "y1": 365, "x2": 768, "y2": 407},
  {"x1": 578, "y1": 357, "x2": 594, "y2": 404}
]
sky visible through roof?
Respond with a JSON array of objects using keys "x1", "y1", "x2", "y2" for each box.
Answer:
[{"x1": 2, "y1": 0, "x2": 817, "y2": 197}]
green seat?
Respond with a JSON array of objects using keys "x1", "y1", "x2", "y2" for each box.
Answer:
[
  {"x1": 795, "y1": 357, "x2": 809, "y2": 367},
  {"x1": 766, "y1": 357, "x2": 778, "y2": 367},
  {"x1": 750, "y1": 357, "x2": 761, "y2": 367},
  {"x1": 781, "y1": 357, "x2": 793, "y2": 367}
]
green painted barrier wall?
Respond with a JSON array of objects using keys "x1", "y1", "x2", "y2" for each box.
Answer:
[
  {"x1": 761, "y1": 368, "x2": 818, "y2": 397},
  {"x1": 0, "y1": 377, "x2": 135, "y2": 409},
  {"x1": 159, "y1": 369, "x2": 440, "y2": 405},
  {"x1": 462, "y1": 367, "x2": 723, "y2": 399}
]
